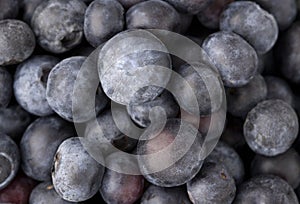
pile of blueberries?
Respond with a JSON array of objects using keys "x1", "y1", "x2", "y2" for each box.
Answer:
[{"x1": 2, "y1": 0, "x2": 300, "y2": 203}]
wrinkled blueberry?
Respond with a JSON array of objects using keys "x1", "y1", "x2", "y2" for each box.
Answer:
[
  {"x1": 0, "y1": 0, "x2": 19, "y2": 20},
  {"x1": 21, "y1": 116, "x2": 74, "y2": 181},
  {"x1": 126, "y1": 0, "x2": 180, "y2": 31},
  {"x1": 234, "y1": 175, "x2": 298, "y2": 204},
  {"x1": 220, "y1": 1, "x2": 278, "y2": 54},
  {"x1": 84, "y1": 0, "x2": 124, "y2": 47},
  {"x1": 244, "y1": 99, "x2": 299, "y2": 156},
  {"x1": 0, "y1": 133, "x2": 20, "y2": 190},
  {"x1": 202, "y1": 31, "x2": 258, "y2": 87},
  {"x1": 226, "y1": 74, "x2": 267, "y2": 118},
  {"x1": 14, "y1": 55, "x2": 60, "y2": 116},
  {"x1": 31, "y1": 0, "x2": 86, "y2": 53},
  {"x1": 0, "y1": 67, "x2": 12, "y2": 108},
  {"x1": 164, "y1": 0, "x2": 210, "y2": 14},
  {"x1": 52, "y1": 137, "x2": 105, "y2": 202},
  {"x1": 0, "y1": 20, "x2": 35, "y2": 65},
  {"x1": 187, "y1": 161, "x2": 236, "y2": 204}
]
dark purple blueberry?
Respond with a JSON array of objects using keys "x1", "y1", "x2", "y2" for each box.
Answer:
[
  {"x1": 31, "y1": 0, "x2": 87, "y2": 53},
  {"x1": 0, "y1": 133, "x2": 20, "y2": 190},
  {"x1": 234, "y1": 175, "x2": 298, "y2": 204},
  {"x1": 244, "y1": 99, "x2": 298, "y2": 156},
  {"x1": 251, "y1": 148, "x2": 300, "y2": 188},
  {"x1": 52, "y1": 137, "x2": 105, "y2": 202},
  {"x1": 0, "y1": 20, "x2": 35, "y2": 66},
  {"x1": 0, "y1": 105, "x2": 32, "y2": 141},
  {"x1": 265, "y1": 76, "x2": 294, "y2": 106},
  {"x1": 14, "y1": 55, "x2": 60, "y2": 116},
  {"x1": 187, "y1": 161, "x2": 236, "y2": 204},
  {"x1": 220, "y1": 1, "x2": 278, "y2": 54},
  {"x1": 21, "y1": 0, "x2": 44, "y2": 23},
  {"x1": 164, "y1": 0, "x2": 210, "y2": 14},
  {"x1": 126, "y1": 0, "x2": 180, "y2": 31},
  {"x1": 202, "y1": 31, "x2": 258, "y2": 87},
  {"x1": 30, "y1": 181, "x2": 75, "y2": 204},
  {"x1": 0, "y1": 0, "x2": 19, "y2": 20},
  {"x1": 253, "y1": 0, "x2": 297, "y2": 30},
  {"x1": 226, "y1": 74, "x2": 267, "y2": 118},
  {"x1": 206, "y1": 141, "x2": 245, "y2": 184},
  {"x1": 0, "y1": 67, "x2": 12, "y2": 108},
  {"x1": 46, "y1": 56, "x2": 108, "y2": 122},
  {"x1": 127, "y1": 91, "x2": 179, "y2": 128},
  {"x1": 137, "y1": 118, "x2": 204, "y2": 187},
  {"x1": 117, "y1": 0, "x2": 145, "y2": 8},
  {"x1": 20, "y1": 116, "x2": 75, "y2": 181},
  {"x1": 141, "y1": 185, "x2": 191, "y2": 204},
  {"x1": 84, "y1": 0, "x2": 124, "y2": 47},
  {"x1": 197, "y1": 0, "x2": 234, "y2": 29},
  {"x1": 100, "y1": 152, "x2": 144, "y2": 204}
]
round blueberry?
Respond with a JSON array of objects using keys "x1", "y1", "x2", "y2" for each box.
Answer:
[{"x1": 0, "y1": 67, "x2": 12, "y2": 108}]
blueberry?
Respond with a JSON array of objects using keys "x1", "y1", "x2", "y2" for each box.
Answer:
[
  {"x1": 202, "y1": 31, "x2": 258, "y2": 87},
  {"x1": 127, "y1": 91, "x2": 179, "y2": 128},
  {"x1": 52, "y1": 137, "x2": 105, "y2": 202},
  {"x1": 126, "y1": 0, "x2": 180, "y2": 31},
  {"x1": 253, "y1": 0, "x2": 297, "y2": 30},
  {"x1": 14, "y1": 55, "x2": 60, "y2": 116},
  {"x1": 220, "y1": 1, "x2": 278, "y2": 54},
  {"x1": 0, "y1": 20, "x2": 35, "y2": 66},
  {"x1": 84, "y1": 0, "x2": 124, "y2": 48},
  {"x1": 164, "y1": 0, "x2": 210, "y2": 15},
  {"x1": 30, "y1": 181, "x2": 75, "y2": 204},
  {"x1": 20, "y1": 116, "x2": 75, "y2": 181},
  {"x1": 251, "y1": 148, "x2": 300, "y2": 189},
  {"x1": 187, "y1": 161, "x2": 236, "y2": 204},
  {"x1": 244, "y1": 99, "x2": 299, "y2": 156},
  {"x1": 206, "y1": 141, "x2": 245, "y2": 184},
  {"x1": 31, "y1": 0, "x2": 87, "y2": 53},
  {"x1": 234, "y1": 175, "x2": 298, "y2": 204},
  {"x1": 137, "y1": 118, "x2": 204, "y2": 187},
  {"x1": 21, "y1": 0, "x2": 44, "y2": 23},
  {"x1": 226, "y1": 74, "x2": 267, "y2": 118},
  {"x1": 0, "y1": 133, "x2": 20, "y2": 191},
  {"x1": 177, "y1": 13, "x2": 193, "y2": 34},
  {"x1": 265, "y1": 76, "x2": 294, "y2": 106},
  {"x1": 141, "y1": 185, "x2": 191, "y2": 204},
  {"x1": 0, "y1": 67, "x2": 12, "y2": 108},
  {"x1": 197, "y1": 0, "x2": 234, "y2": 29},
  {"x1": 100, "y1": 152, "x2": 144, "y2": 204},
  {"x1": 0, "y1": 0, "x2": 19, "y2": 20},
  {"x1": 117, "y1": 0, "x2": 145, "y2": 8},
  {"x1": 46, "y1": 56, "x2": 108, "y2": 122},
  {"x1": 0, "y1": 105, "x2": 32, "y2": 141}
]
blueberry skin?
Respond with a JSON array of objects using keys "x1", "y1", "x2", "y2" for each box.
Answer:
[
  {"x1": 84, "y1": 0, "x2": 124, "y2": 47},
  {"x1": 14, "y1": 55, "x2": 60, "y2": 116},
  {"x1": 164, "y1": 0, "x2": 210, "y2": 15},
  {"x1": 31, "y1": 0, "x2": 87, "y2": 53},
  {"x1": 30, "y1": 181, "x2": 76, "y2": 204},
  {"x1": 251, "y1": 148, "x2": 300, "y2": 189},
  {"x1": 220, "y1": 1, "x2": 279, "y2": 54},
  {"x1": 0, "y1": 105, "x2": 32, "y2": 141},
  {"x1": 253, "y1": 0, "x2": 297, "y2": 30},
  {"x1": 202, "y1": 31, "x2": 258, "y2": 87},
  {"x1": 0, "y1": 20, "x2": 35, "y2": 66},
  {"x1": 100, "y1": 152, "x2": 144, "y2": 204},
  {"x1": 52, "y1": 137, "x2": 105, "y2": 202},
  {"x1": 141, "y1": 185, "x2": 191, "y2": 204},
  {"x1": 0, "y1": 133, "x2": 20, "y2": 191},
  {"x1": 187, "y1": 161, "x2": 236, "y2": 204},
  {"x1": 21, "y1": 116, "x2": 75, "y2": 181},
  {"x1": 234, "y1": 175, "x2": 298, "y2": 204},
  {"x1": 0, "y1": 0, "x2": 19, "y2": 20},
  {"x1": 244, "y1": 99, "x2": 299, "y2": 156},
  {"x1": 206, "y1": 141, "x2": 245, "y2": 184},
  {"x1": 126, "y1": 0, "x2": 180, "y2": 31},
  {"x1": 21, "y1": 0, "x2": 44, "y2": 23},
  {"x1": 118, "y1": 0, "x2": 145, "y2": 8},
  {"x1": 226, "y1": 74, "x2": 267, "y2": 118},
  {"x1": 265, "y1": 76, "x2": 294, "y2": 107},
  {"x1": 127, "y1": 91, "x2": 179, "y2": 128},
  {"x1": 0, "y1": 67, "x2": 12, "y2": 108},
  {"x1": 46, "y1": 56, "x2": 108, "y2": 122}
]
